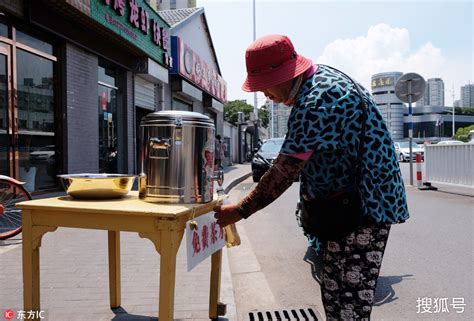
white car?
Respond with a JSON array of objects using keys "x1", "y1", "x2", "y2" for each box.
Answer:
[
  {"x1": 30, "y1": 145, "x2": 55, "y2": 163},
  {"x1": 394, "y1": 141, "x2": 424, "y2": 162},
  {"x1": 437, "y1": 140, "x2": 464, "y2": 145}
]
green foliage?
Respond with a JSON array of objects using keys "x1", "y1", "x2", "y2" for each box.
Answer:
[
  {"x1": 223, "y1": 100, "x2": 254, "y2": 126},
  {"x1": 455, "y1": 107, "x2": 474, "y2": 115},
  {"x1": 454, "y1": 124, "x2": 474, "y2": 142},
  {"x1": 223, "y1": 100, "x2": 270, "y2": 129}
]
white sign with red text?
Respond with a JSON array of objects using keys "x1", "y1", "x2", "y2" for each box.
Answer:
[{"x1": 186, "y1": 212, "x2": 225, "y2": 272}]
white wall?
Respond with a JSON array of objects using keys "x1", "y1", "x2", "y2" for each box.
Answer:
[{"x1": 173, "y1": 16, "x2": 219, "y2": 73}]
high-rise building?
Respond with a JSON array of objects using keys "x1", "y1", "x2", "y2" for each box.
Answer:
[
  {"x1": 461, "y1": 84, "x2": 474, "y2": 107},
  {"x1": 371, "y1": 72, "x2": 405, "y2": 140},
  {"x1": 416, "y1": 78, "x2": 444, "y2": 106},
  {"x1": 267, "y1": 100, "x2": 291, "y2": 138}
]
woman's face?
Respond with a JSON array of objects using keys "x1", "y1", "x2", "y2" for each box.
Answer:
[{"x1": 262, "y1": 79, "x2": 293, "y2": 104}]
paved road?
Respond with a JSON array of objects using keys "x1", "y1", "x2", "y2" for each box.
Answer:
[{"x1": 227, "y1": 163, "x2": 473, "y2": 321}]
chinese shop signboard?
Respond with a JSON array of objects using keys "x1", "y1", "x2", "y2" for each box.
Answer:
[
  {"x1": 186, "y1": 212, "x2": 225, "y2": 271},
  {"x1": 91, "y1": 0, "x2": 172, "y2": 68},
  {"x1": 171, "y1": 37, "x2": 227, "y2": 103}
]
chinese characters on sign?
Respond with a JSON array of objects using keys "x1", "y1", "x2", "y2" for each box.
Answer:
[
  {"x1": 94, "y1": 0, "x2": 172, "y2": 67},
  {"x1": 173, "y1": 37, "x2": 227, "y2": 103},
  {"x1": 371, "y1": 76, "x2": 395, "y2": 89},
  {"x1": 416, "y1": 297, "x2": 467, "y2": 314},
  {"x1": 186, "y1": 212, "x2": 225, "y2": 271}
]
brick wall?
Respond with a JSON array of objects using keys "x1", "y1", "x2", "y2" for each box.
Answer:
[
  {"x1": 66, "y1": 0, "x2": 91, "y2": 15},
  {"x1": 65, "y1": 43, "x2": 99, "y2": 173}
]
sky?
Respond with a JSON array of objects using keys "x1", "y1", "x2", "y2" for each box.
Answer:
[{"x1": 196, "y1": 0, "x2": 473, "y2": 106}]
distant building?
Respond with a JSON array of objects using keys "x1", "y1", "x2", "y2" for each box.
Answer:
[
  {"x1": 371, "y1": 72, "x2": 405, "y2": 140},
  {"x1": 403, "y1": 106, "x2": 474, "y2": 141},
  {"x1": 416, "y1": 78, "x2": 445, "y2": 106},
  {"x1": 267, "y1": 100, "x2": 291, "y2": 139},
  {"x1": 454, "y1": 99, "x2": 462, "y2": 107},
  {"x1": 461, "y1": 84, "x2": 474, "y2": 107},
  {"x1": 150, "y1": 0, "x2": 196, "y2": 10}
]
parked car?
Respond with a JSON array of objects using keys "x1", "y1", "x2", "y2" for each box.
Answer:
[
  {"x1": 393, "y1": 141, "x2": 424, "y2": 162},
  {"x1": 437, "y1": 140, "x2": 464, "y2": 145},
  {"x1": 30, "y1": 145, "x2": 55, "y2": 164},
  {"x1": 251, "y1": 138, "x2": 285, "y2": 182}
]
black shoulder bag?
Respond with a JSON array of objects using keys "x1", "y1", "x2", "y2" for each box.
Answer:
[{"x1": 299, "y1": 70, "x2": 368, "y2": 241}]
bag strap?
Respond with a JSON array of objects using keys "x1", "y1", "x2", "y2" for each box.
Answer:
[{"x1": 320, "y1": 65, "x2": 368, "y2": 188}]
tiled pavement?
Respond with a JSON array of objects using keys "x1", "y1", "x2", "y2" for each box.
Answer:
[{"x1": 0, "y1": 164, "x2": 252, "y2": 321}]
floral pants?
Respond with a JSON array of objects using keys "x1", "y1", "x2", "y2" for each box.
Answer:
[{"x1": 320, "y1": 221, "x2": 391, "y2": 321}]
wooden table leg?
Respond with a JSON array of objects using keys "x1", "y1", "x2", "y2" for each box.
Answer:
[
  {"x1": 22, "y1": 210, "x2": 41, "y2": 321},
  {"x1": 209, "y1": 249, "x2": 222, "y2": 319},
  {"x1": 108, "y1": 230, "x2": 121, "y2": 308},
  {"x1": 158, "y1": 230, "x2": 182, "y2": 321}
]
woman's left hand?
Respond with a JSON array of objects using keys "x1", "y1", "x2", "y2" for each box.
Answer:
[{"x1": 213, "y1": 203, "x2": 243, "y2": 227}]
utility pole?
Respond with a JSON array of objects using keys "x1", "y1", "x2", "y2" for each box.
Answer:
[
  {"x1": 451, "y1": 85, "x2": 456, "y2": 137},
  {"x1": 252, "y1": 0, "x2": 259, "y2": 149}
]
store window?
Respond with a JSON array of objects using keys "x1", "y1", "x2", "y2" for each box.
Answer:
[
  {"x1": 0, "y1": 23, "x2": 7, "y2": 38},
  {"x1": 98, "y1": 62, "x2": 118, "y2": 173},
  {"x1": 17, "y1": 48, "x2": 55, "y2": 190},
  {"x1": 16, "y1": 30, "x2": 53, "y2": 55},
  {"x1": 0, "y1": 52, "x2": 7, "y2": 176},
  {"x1": 0, "y1": 25, "x2": 57, "y2": 191}
]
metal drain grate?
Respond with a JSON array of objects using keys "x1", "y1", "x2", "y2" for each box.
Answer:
[{"x1": 248, "y1": 307, "x2": 321, "y2": 321}]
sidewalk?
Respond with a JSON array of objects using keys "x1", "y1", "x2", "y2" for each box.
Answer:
[{"x1": 0, "y1": 164, "x2": 252, "y2": 321}]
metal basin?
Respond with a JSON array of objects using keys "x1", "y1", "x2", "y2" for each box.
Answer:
[{"x1": 58, "y1": 174, "x2": 136, "y2": 199}]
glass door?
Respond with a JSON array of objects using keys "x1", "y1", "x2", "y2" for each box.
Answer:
[
  {"x1": 16, "y1": 48, "x2": 56, "y2": 190},
  {"x1": 0, "y1": 45, "x2": 11, "y2": 176}
]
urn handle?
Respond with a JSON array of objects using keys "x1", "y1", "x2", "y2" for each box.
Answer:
[{"x1": 148, "y1": 137, "x2": 171, "y2": 160}]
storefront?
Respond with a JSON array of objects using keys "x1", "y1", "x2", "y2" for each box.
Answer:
[
  {"x1": 0, "y1": 0, "x2": 171, "y2": 193},
  {"x1": 159, "y1": 8, "x2": 226, "y2": 134},
  {"x1": 0, "y1": 17, "x2": 58, "y2": 192}
]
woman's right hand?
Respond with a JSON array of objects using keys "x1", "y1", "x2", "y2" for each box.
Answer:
[{"x1": 213, "y1": 203, "x2": 243, "y2": 227}]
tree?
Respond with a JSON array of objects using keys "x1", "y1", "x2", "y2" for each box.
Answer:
[
  {"x1": 223, "y1": 99, "x2": 269, "y2": 128},
  {"x1": 223, "y1": 100, "x2": 254, "y2": 126},
  {"x1": 454, "y1": 124, "x2": 474, "y2": 142}
]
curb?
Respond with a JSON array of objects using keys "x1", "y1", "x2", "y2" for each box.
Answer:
[
  {"x1": 219, "y1": 170, "x2": 251, "y2": 321},
  {"x1": 223, "y1": 171, "x2": 252, "y2": 194}
]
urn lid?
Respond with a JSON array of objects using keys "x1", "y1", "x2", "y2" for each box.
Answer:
[{"x1": 140, "y1": 110, "x2": 214, "y2": 128}]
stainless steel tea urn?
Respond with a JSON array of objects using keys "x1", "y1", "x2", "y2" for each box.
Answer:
[{"x1": 138, "y1": 110, "x2": 217, "y2": 203}]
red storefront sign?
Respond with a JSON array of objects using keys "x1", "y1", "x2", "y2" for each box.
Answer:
[{"x1": 177, "y1": 38, "x2": 227, "y2": 103}]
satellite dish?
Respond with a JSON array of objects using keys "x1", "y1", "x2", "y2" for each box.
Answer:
[{"x1": 395, "y1": 73, "x2": 426, "y2": 103}]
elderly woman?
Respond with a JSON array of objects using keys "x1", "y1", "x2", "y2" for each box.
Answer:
[{"x1": 214, "y1": 34, "x2": 409, "y2": 320}]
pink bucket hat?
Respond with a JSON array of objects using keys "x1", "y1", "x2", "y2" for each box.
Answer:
[{"x1": 242, "y1": 34, "x2": 312, "y2": 92}]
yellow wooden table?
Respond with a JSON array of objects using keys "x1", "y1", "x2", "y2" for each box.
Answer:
[{"x1": 17, "y1": 191, "x2": 223, "y2": 321}]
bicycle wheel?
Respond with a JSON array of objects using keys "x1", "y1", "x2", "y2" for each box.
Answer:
[{"x1": 0, "y1": 179, "x2": 32, "y2": 240}]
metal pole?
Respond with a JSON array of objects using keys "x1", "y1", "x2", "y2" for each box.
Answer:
[
  {"x1": 451, "y1": 85, "x2": 455, "y2": 137},
  {"x1": 452, "y1": 101, "x2": 455, "y2": 138},
  {"x1": 271, "y1": 100, "x2": 274, "y2": 138},
  {"x1": 408, "y1": 80, "x2": 414, "y2": 186},
  {"x1": 252, "y1": 0, "x2": 259, "y2": 146}
]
